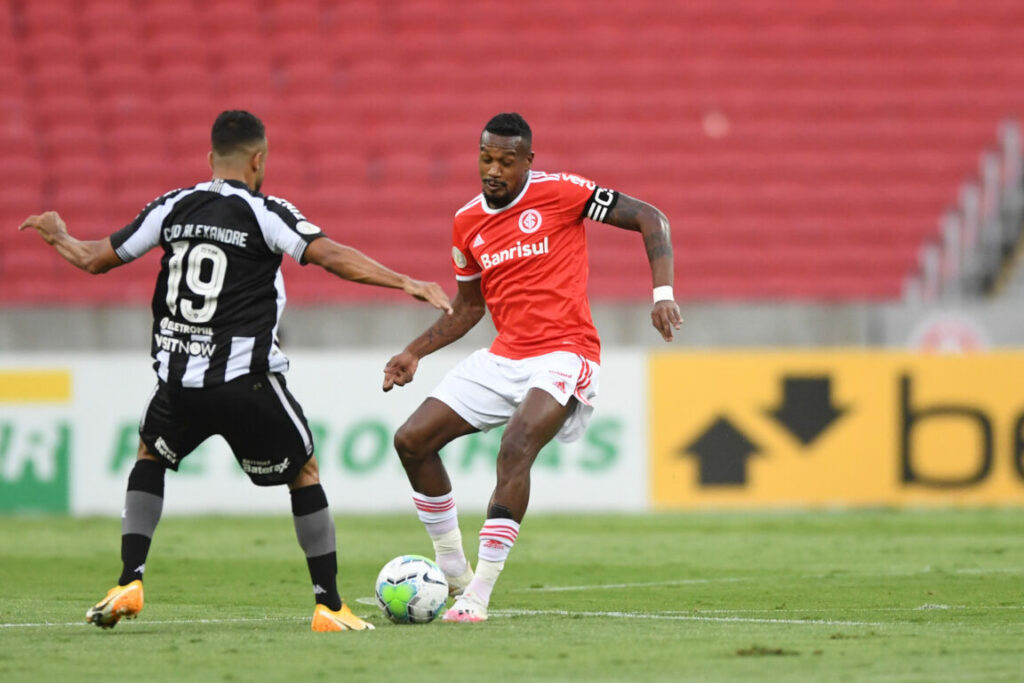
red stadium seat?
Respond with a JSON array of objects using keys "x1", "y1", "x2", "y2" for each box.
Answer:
[
  {"x1": 18, "y1": 1, "x2": 76, "y2": 35},
  {"x1": 47, "y1": 152, "x2": 112, "y2": 189},
  {"x1": 203, "y1": 2, "x2": 265, "y2": 37},
  {"x1": 142, "y1": 3, "x2": 199, "y2": 36},
  {"x1": 80, "y1": 31, "x2": 145, "y2": 72},
  {"x1": 265, "y1": 2, "x2": 324, "y2": 36},
  {"x1": 214, "y1": 62, "x2": 276, "y2": 101},
  {"x1": 53, "y1": 181, "x2": 114, "y2": 229},
  {"x1": 0, "y1": 185, "x2": 45, "y2": 232},
  {"x1": 91, "y1": 62, "x2": 152, "y2": 98},
  {"x1": 44, "y1": 122, "x2": 102, "y2": 159},
  {"x1": 29, "y1": 62, "x2": 93, "y2": 99},
  {"x1": 279, "y1": 61, "x2": 337, "y2": 96},
  {"x1": 167, "y1": 120, "x2": 215, "y2": 166},
  {"x1": 80, "y1": 0, "x2": 143, "y2": 37},
  {"x1": 208, "y1": 32, "x2": 275, "y2": 71},
  {"x1": 19, "y1": 31, "x2": 85, "y2": 69},
  {"x1": 153, "y1": 62, "x2": 216, "y2": 98},
  {"x1": 0, "y1": 127, "x2": 37, "y2": 158},
  {"x1": 0, "y1": 156, "x2": 44, "y2": 189},
  {"x1": 310, "y1": 151, "x2": 368, "y2": 187},
  {"x1": 102, "y1": 121, "x2": 164, "y2": 159},
  {"x1": 142, "y1": 29, "x2": 209, "y2": 68}
]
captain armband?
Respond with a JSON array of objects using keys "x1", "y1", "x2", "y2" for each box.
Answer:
[{"x1": 583, "y1": 187, "x2": 619, "y2": 223}]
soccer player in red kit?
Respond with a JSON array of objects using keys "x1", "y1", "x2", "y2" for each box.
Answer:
[{"x1": 383, "y1": 112, "x2": 681, "y2": 622}]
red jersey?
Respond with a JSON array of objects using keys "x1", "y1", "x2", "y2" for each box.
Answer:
[{"x1": 450, "y1": 170, "x2": 619, "y2": 363}]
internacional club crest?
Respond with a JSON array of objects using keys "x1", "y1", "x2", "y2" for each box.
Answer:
[{"x1": 518, "y1": 209, "x2": 542, "y2": 234}]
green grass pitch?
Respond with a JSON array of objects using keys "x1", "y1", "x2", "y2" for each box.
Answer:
[{"x1": 1, "y1": 510, "x2": 1022, "y2": 682}]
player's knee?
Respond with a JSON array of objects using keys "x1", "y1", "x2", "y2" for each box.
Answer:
[
  {"x1": 393, "y1": 422, "x2": 424, "y2": 461},
  {"x1": 496, "y1": 433, "x2": 538, "y2": 474},
  {"x1": 499, "y1": 424, "x2": 539, "y2": 456}
]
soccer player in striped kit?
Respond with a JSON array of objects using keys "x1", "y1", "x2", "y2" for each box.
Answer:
[
  {"x1": 19, "y1": 110, "x2": 452, "y2": 632},
  {"x1": 383, "y1": 113, "x2": 682, "y2": 622}
]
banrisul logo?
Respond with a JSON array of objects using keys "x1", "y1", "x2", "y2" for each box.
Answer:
[
  {"x1": 479, "y1": 237, "x2": 549, "y2": 270},
  {"x1": 0, "y1": 418, "x2": 71, "y2": 513}
]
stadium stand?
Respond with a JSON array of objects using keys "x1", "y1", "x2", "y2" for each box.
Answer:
[{"x1": 2, "y1": 0, "x2": 1024, "y2": 304}]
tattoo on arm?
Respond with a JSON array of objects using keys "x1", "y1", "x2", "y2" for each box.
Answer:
[
  {"x1": 418, "y1": 294, "x2": 484, "y2": 353},
  {"x1": 425, "y1": 312, "x2": 465, "y2": 346},
  {"x1": 602, "y1": 193, "x2": 673, "y2": 260},
  {"x1": 604, "y1": 195, "x2": 644, "y2": 232},
  {"x1": 643, "y1": 225, "x2": 673, "y2": 262}
]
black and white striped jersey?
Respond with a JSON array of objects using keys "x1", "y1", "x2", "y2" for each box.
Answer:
[{"x1": 110, "y1": 179, "x2": 324, "y2": 388}]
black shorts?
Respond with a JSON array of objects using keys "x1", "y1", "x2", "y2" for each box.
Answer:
[{"x1": 139, "y1": 372, "x2": 314, "y2": 486}]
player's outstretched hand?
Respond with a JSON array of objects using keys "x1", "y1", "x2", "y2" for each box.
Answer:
[
  {"x1": 403, "y1": 279, "x2": 453, "y2": 314},
  {"x1": 383, "y1": 351, "x2": 419, "y2": 392},
  {"x1": 651, "y1": 300, "x2": 683, "y2": 342},
  {"x1": 19, "y1": 211, "x2": 67, "y2": 245}
]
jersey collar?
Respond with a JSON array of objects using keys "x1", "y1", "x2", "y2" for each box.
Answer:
[{"x1": 480, "y1": 172, "x2": 532, "y2": 215}]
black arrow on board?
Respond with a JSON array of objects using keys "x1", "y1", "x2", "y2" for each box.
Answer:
[
  {"x1": 766, "y1": 376, "x2": 846, "y2": 447},
  {"x1": 681, "y1": 416, "x2": 760, "y2": 486}
]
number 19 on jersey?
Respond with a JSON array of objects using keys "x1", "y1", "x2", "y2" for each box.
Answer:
[{"x1": 166, "y1": 241, "x2": 228, "y2": 323}]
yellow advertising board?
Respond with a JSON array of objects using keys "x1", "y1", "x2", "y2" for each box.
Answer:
[
  {"x1": 0, "y1": 370, "x2": 71, "y2": 403},
  {"x1": 650, "y1": 351, "x2": 1024, "y2": 508}
]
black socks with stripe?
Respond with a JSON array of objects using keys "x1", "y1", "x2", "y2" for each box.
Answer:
[
  {"x1": 290, "y1": 484, "x2": 342, "y2": 611},
  {"x1": 118, "y1": 458, "x2": 166, "y2": 586}
]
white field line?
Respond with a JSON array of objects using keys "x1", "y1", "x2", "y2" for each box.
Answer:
[
  {"x1": 0, "y1": 615, "x2": 308, "y2": 629},
  {"x1": 1, "y1": 610, "x2": 883, "y2": 629},
  {"x1": 511, "y1": 566, "x2": 1024, "y2": 594},
  {"x1": 517, "y1": 577, "x2": 750, "y2": 592},
  {"x1": 679, "y1": 605, "x2": 1024, "y2": 614},
  {"x1": 490, "y1": 609, "x2": 885, "y2": 627}
]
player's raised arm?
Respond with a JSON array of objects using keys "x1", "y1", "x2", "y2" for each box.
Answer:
[
  {"x1": 18, "y1": 211, "x2": 124, "y2": 275},
  {"x1": 302, "y1": 236, "x2": 452, "y2": 314},
  {"x1": 383, "y1": 278, "x2": 486, "y2": 392},
  {"x1": 600, "y1": 193, "x2": 683, "y2": 342}
]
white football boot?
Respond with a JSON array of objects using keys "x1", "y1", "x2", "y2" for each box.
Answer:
[{"x1": 442, "y1": 590, "x2": 488, "y2": 623}]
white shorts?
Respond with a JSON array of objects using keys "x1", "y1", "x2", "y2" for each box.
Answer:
[{"x1": 430, "y1": 349, "x2": 600, "y2": 443}]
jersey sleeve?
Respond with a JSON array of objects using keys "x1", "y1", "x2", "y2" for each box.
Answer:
[
  {"x1": 260, "y1": 195, "x2": 325, "y2": 264},
  {"x1": 451, "y1": 217, "x2": 481, "y2": 281},
  {"x1": 556, "y1": 173, "x2": 620, "y2": 224},
  {"x1": 109, "y1": 189, "x2": 184, "y2": 263}
]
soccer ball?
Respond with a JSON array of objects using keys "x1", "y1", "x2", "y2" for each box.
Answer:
[{"x1": 375, "y1": 555, "x2": 449, "y2": 624}]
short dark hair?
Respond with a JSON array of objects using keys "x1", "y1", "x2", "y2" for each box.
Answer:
[
  {"x1": 211, "y1": 110, "x2": 266, "y2": 156},
  {"x1": 483, "y1": 112, "x2": 532, "y2": 146}
]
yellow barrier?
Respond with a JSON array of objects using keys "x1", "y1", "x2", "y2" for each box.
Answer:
[
  {"x1": 651, "y1": 351, "x2": 1024, "y2": 507},
  {"x1": 0, "y1": 370, "x2": 72, "y2": 403}
]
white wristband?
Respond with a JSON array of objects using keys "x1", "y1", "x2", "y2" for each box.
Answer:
[{"x1": 653, "y1": 286, "x2": 674, "y2": 303}]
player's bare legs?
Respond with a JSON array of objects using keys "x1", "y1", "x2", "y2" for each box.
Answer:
[
  {"x1": 394, "y1": 398, "x2": 478, "y2": 495},
  {"x1": 490, "y1": 390, "x2": 576, "y2": 521},
  {"x1": 393, "y1": 398, "x2": 479, "y2": 594},
  {"x1": 447, "y1": 389, "x2": 575, "y2": 622}
]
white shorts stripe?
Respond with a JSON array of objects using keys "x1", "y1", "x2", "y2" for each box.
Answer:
[
  {"x1": 267, "y1": 373, "x2": 312, "y2": 455},
  {"x1": 138, "y1": 383, "x2": 159, "y2": 431}
]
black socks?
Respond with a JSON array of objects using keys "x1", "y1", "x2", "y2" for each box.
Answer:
[
  {"x1": 118, "y1": 458, "x2": 166, "y2": 586},
  {"x1": 290, "y1": 484, "x2": 341, "y2": 611}
]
